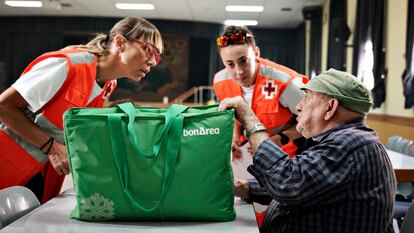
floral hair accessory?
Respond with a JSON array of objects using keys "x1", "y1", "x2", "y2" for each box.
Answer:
[{"x1": 216, "y1": 32, "x2": 252, "y2": 47}]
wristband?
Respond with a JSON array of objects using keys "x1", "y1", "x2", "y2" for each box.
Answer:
[
  {"x1": 246, "y1": 123, "x2": 266, "y2": 138},
  {"x1": 40, "y1": 137, "x2": 54, "y2": 154}
]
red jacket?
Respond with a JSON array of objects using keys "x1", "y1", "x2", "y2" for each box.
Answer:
[
  {"x1": 0, "y1": 49, "x2": 116, "y2": 203},
  {"x1": 213, "y1": 58, "x2": 308, "y2": 157}
]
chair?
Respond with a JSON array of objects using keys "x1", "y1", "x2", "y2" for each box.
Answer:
[
  {"x1": 397, "y1": 138, "x2": 413, "y2": 155},
  {"x1": 387, "y1": 136, "x2": 413, "y2": 154},
  {"x1": 387, "y1": 135, "x2": 403, "y2": 152},
  {"x1": 386, "y1": 136, "x2": 414, "y2": 200},
  {"x1": 0, "y1": 186, "x2": 40, "y2": 229},
  {"x1": 407, "y1": 144, "x2": 414, "y2": 157},
  {"x1": 387, "y1": 136, "x2": 414, "y2": 228},
  {"x1": 400, "y1": 201, "x2": 414, "y2": 233}
]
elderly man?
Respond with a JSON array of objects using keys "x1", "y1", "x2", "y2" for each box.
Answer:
[{"x1": 219, "y1": 69, "x2": 396, "y2": 233}]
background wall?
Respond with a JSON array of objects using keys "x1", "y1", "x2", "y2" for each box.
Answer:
[
  {"x1": 367, "y1": 0, "x2": 414, "y2": 143},
  {"x1": 0, "y1": 16, "x2": 304, "y2": 102},
  {"x1": 1, "y1": 1, "x2": 412, "y2": 143},
  {"x1": 320, "y1": 0, "x2": 414, "y2": 143}
]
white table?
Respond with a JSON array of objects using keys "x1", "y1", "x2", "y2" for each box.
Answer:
[
  {"x1": 387, "y1": 149, "x2": 414, "y2": 182},
  {"x1": 0, "y1": 189, "x2": 259, "y2": 233}
]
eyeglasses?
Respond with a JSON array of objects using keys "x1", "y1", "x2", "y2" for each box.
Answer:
[
  {"x1": 216, "y1": 32, "x2": 252, "y2": 48},
  {"x1": 129, "y1": 39, "x2": 161, "y2": 65}
]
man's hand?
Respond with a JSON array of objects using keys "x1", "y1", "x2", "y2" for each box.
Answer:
[
  {"x1": 232, "y1": 138, "x2": 243, "y2": 160},
  {"x1": 48, "y1": 141, "x2": 70, "y2": 175},
  {"x1": 218, "y1": 96, "x2": 254, "y2": 127},
  {"x1": 219, "y1": 96, "x2": 269, "y2": 155},
  {"x1": 234, "y1": 179, "x2": 250, "y2": 199},
  {"x1": 231, "y1": 122, "x2": 244, "y2": 160}
]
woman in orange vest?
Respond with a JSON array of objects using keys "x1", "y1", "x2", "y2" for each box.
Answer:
[
  {"x1": 0, "y1": 17, "x2": 163, "y2": 203},
  {"x1": 214, "y1": 25, "x2": 309, "y2": 158},
  {"x1": 213, "y1": 25, "x2": 309, "y2": 228}
]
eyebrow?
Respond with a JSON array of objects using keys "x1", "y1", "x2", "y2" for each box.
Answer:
[{"x1": 225, "y1": 56, "x2": 248, "y2": 63}]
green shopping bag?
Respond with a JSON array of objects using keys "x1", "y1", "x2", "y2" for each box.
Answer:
[{"x1": 63, "y1": 103, "x2": 235, "y2": 221}]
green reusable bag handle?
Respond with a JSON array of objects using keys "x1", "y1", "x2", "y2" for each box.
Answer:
[
  {"x1": 117, "y1": 102, "x2": 188, "y2": 158},
  {"x1": 107, "y1": 104, "x2": 185, "y2": 212}
]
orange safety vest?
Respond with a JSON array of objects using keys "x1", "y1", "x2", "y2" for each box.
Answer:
[
  {"x1": 0, "y1": 49, "x2": 116, "y2": 203},
  {"x1": 213, "y1": 58, "x2": 308, "y2": 157}
]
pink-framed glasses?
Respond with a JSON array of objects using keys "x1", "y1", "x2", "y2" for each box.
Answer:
[{"x1": 129, "y1": 39, "x2": 161, "y2": 65}]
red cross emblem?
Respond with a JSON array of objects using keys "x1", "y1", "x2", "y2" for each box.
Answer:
[
  {"x1": 262, "y1": 80, "x2": 277, "y2": 99},
  {"x1": 103, "y1": 81, "x2": 115, "y2": 99}
]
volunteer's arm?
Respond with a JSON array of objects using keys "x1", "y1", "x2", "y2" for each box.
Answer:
[{"x1": 0, "y1": 88, "x2": 69, "y2": 175}]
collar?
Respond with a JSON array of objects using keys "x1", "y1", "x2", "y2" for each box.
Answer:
[{"x1": 311, "y1": 117, "x2": 365, "y2": 142}]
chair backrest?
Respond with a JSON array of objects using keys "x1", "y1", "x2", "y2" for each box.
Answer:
[
  {"x1": 398, "y1": 139, "x2": 414, "y2": 155},
  {"x1": 407, "y1": 144, "x2": 414, "y2": 157},
  {"x1": 386, "y1": 135, "x2": 403, "y2": 152},
  {"x1": 386, "y1": 135, "x2": 413, "y2": 155},
  {"x1": 0, "y1": 186, "x2": 40, "y2": 229},
  {"x1": 400, "y1": 201, "x2": 414, "y2": 233}
]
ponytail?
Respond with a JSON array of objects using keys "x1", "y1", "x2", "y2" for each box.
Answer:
[{"x1": 62, "y1": 33, "x2": 109, "y2": 55}]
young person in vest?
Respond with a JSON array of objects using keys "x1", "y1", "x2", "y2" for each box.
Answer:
[
  {"x1": 213, "y1": 25, "x2": 309, "y2": 160},
  {"x1": 213, "y1": 25, "x2": 309, "y2": 228},
  {"x1": 0, "y1": 17, "x2": 163, "y2": 203}
]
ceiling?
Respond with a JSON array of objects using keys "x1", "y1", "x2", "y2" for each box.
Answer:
[{"x1": 0, "y1": 0, "x2": 324, "y2": 28}]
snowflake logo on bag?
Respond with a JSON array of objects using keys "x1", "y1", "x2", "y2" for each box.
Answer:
[{"x1": 80, "y1": 193, "x2": 115, "y2": 220}]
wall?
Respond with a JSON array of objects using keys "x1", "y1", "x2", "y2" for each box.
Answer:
[
  {"x1": 0, "y1": 16, "x2": 303, "y2": 98},
  {"x1": 321, "y1": 0, "x2": 414, "y2": 143},
  {"x1": 371, "y1": 0, "x2": 414, "y2": 118},
  {"x1": 321, "y1": 0, "x2": 330, "y2": 71},
  {"x1": 367, "y1": 115, "x2": 414, "y2": 143},
  {"x1": 368, "y1": 0, "x2": 414, "y2": 143}
]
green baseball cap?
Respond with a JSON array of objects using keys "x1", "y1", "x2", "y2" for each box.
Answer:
[{"x1": 301, "y1": 69, "x2": 373, "y2": 115}]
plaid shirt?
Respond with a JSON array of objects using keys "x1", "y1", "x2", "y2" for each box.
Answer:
[{"x1": 247, "y1": 118, "x2": 396, "y2": 233}]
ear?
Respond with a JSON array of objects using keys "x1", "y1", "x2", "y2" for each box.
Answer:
[
  {"x1": 324, "y1": 98, "x2": 339, "y2": 120},
  {"x1": 254, "y1": 46, "x2": 260, "y2": 59},
  {"x1": 113, "y1": 35, "x2": 126, "y2": 52}
]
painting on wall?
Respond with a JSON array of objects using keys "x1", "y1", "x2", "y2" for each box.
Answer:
[{"x1": 110, "y1": 36, "x2": 189, "y2": 103}]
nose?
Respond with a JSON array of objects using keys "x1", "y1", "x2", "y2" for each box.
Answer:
[
  {"x1": 235, "y1": 64, "x2": 244, "y2": 75},
  {"x1": 296, "y1": 99, "x2": 303, "y2": 113},
  {"x1": 147, "y1": 55, "x2": 157, "y2": 67}
]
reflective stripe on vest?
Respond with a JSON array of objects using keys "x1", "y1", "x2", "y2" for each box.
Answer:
[
  {"x1": 278, "y1": 77, "x2": 305, "y2": 115},
  {"x1": 3, "y1": 49, "x2": 99, "y2": 163},
  {"x1": 34, "y1": 113, "x2": 65, "y2": 144},
  {"x1": 67, "y1": 52, "x2": 95, "y2": 65},
  {"x1": 259, "y1": 65, "x2": 292, "y2": 83},
  {"x1": 0, "y1": 111, "x2": 64, "y2": 163},
  {"x1": 39, "y1": 50, "x2": 97, "y2": 128},
  {"x1": 0, "y1": 123, "x2": 48, "y2": 163},
  {"x1": 213, "y1": 70, "x2": 231, "y2": 83},
  {"x1": 213, "y1": 57, "x2": 306, "y2": 129}
]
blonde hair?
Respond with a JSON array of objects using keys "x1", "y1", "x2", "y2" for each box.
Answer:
[{"x1": 65, "y1": 17, "x2": 163, "y2": 55}]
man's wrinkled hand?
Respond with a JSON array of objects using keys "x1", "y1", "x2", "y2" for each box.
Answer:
[
  {"x1": 218, "y1": 96, "x2": 255, "y2": 128},
  {"x1": 234, "y1": 179, "x2": 250, "y2": 199},
  {"x1": 232, "y1": 137, "x2": 243, "y2": 160}
]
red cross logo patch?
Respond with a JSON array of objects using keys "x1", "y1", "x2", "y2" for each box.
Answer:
[
  {"x1": 262, "y1": 80, "x2": 277, "y2": 99},
  {"x1": 103, "y1": 81, "x2": 115, "y2": 99}
]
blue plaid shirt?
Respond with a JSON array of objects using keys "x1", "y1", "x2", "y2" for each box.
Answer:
[{"x1": 247, "y1": 118, "x2": 396, "y2": 233}]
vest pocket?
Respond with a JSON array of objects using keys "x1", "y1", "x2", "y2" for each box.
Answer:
[
  {"x1": 65, "y1": 87, "x2": 87, "y2": 107},
  {"x1": 256, "y1": 100, "x2": 279, "y2": 114}
]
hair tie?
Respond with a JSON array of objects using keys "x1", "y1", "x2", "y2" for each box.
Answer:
[{"x1": 40, "y1": 137, "x2": 55, "y2": 155}]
